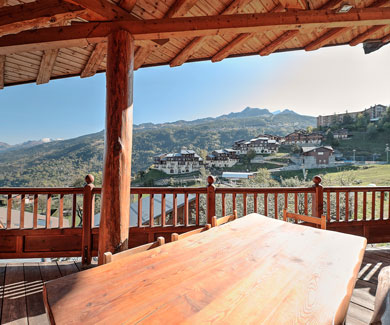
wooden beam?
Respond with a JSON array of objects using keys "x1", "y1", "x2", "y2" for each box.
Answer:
[
  {"x1": 67, "y1": 0, "x2": 130, "y2": 20},
  {"x1": 305, "y1": 0, "x2": 389, "y2": 51},
  {"x1": 134, "y1": 0, "x2": 198, "y2": 70},
  {"x1": 80, "y1": 42, "x2": 107, "y2": 78},
  {"x1": 165, "y1": 0, "x2": 198, "y2": 18},
  {"x1": 349, "y1": 25, "x2": 388, "y2": 46},
  {"x1": 118, "y1": 0, "x2": 137, "y2": 12},
  {"x1": 212, "y1": 3, "x2": 285, "y2": 63},
  {"x1": 0, "y1": 0, "x2": 6, "y2": 7},
  {"x1": 0, "y1": 55, "x2": 4, "y2": 89},
  {"x1": 259, "y1": 30, "x2": 299, "y2": 56},
  {"x1": 0, "y1": 0, "x2": 85, "y2": 38},
  {"x1": 3, "y1": 8, "x2": 390, "y2": 55},
  {"x1": 98, "y1": 29, "x2": 134, "y2": 265},
  {"x1": 279, "y1": 0, "x2": 307, "y2": 10},
  {"x1": 36, "y1": 49, "x2": 59, "y2": 84},
  {"x1": 170, "y1": 0, "x2": 253, "y2": 67}
]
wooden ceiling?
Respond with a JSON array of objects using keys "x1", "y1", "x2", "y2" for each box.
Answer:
[{"x1": 0, "y1": 0, "x2": 389, "y2": 88}]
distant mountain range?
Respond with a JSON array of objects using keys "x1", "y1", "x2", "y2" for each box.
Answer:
[{"x1": 0, "y1": 107, "x2": 315, "y2": 187}]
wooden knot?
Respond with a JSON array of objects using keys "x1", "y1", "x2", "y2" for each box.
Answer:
[
  {"x1": 85, "y1": 174, "x2": 95, "y2": 184},
  {"x1": 312, "y1": 175, "x2": 322, "y2": 185},
  {"x1": 207, "y1": 175, "x2": 215, "y2": 186}
]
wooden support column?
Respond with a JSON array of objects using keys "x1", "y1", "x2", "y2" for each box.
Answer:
[{"x1": 98, "y1": 29, "x2": 134, "y2": 265}]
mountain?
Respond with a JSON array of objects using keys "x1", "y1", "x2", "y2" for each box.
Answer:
[
  {"x1": 0, "y1": 107, "x2": 316, "y2": 187},
  {"x1": 0, "y1": 138, "x2": 62, "y2": 153}
]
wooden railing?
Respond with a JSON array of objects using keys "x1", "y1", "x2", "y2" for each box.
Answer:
[{"x1": 1, "y1": 174, "x2": 390, "y2": 264}]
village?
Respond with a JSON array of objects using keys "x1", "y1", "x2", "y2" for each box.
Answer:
[{"x1": 151, "y1": 104, "x2": 389, "y2": 184}]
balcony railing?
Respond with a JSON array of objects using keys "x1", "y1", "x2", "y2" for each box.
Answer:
[{"x1": 1, "y1": 175, "x2": 390, "y2": 265}]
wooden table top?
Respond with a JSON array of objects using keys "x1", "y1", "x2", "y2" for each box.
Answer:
[{"x1": 43, "y1": 214, "x2": 367, "y2": 324}]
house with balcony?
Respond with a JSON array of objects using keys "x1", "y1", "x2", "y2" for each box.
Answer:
[
  {"x1": 206, "y1": 149, "x2": 239, "y2": 168},
  {"x1": 284, "y1": 130, "x2": 324, "y2": 145},
  {"x1": 154, "y1": 150, "x2": 203, "y2": 175},
  {"x1": 232, "y1": 136, "x2": 280, "y2": 155},
  {"x1": 300, "y1": 146, "x2": 335, "y2": 168}
]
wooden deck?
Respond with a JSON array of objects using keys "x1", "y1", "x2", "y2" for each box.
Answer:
[{"x1": 0, "y1": 247, "x2": 389, "y2": 324}]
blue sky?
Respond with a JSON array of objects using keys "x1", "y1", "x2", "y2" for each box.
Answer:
[{"x1": 1, "y1": 44, "x2": 390, "y2": 145}]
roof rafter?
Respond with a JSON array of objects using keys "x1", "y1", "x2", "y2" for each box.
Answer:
[
  {"x1": 170, "y1": 0, "x2": 254, "y2": 67},
  {"x1": 279, "y1": 0, "x2": 307, "y2": 10},
  {"x1": 0, "y1": 0, "x2": 86, "y2": 38},
  {"x1": 257, "y1": 0, "x2": 343, "y2": 57},
  {"x1": 2, "y1": 7, "x2": 390, "y2": 55},
  {"x1": 36, "y1": 49, "x2": 59, "y2": 84},
  {"x1": 81, "y1": 41, "x2": 107, "y2": 78},
  {"x1": 65, "y1": 0, "x2": 131, "y2": 20},
  {"x1": 305, "y1": 0, "x2": 389, "y2": 51},
  {"x1": 349, "y1": 25, "x2": 388, "y2": 46},
  {"x1": 212, "y1": 3, "x2": 285, "y2": 63},
  {"x1": 382, "y1": 33, "x2": 390, "y2": 42},
  {"x1": 133, "y1": 0, "x2": 198, "y2": 70}
]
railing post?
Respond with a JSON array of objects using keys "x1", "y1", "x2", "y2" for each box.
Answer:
[
  {"x1": 312, "y1": 175, "x2": 323, "y2": 218},
  {"x1": 207, "y1": 176, "x2": 216, "y2": 224},
  {"x1": 82, "y1": 174, "x2": 95, "y2": 266}
]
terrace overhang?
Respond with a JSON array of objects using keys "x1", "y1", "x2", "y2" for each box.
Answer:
[{"x1": 1, "y1": 0, "x2": 390, "y2": 264}]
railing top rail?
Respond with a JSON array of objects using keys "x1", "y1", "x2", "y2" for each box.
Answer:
[
  {"x1": 0, "y1": 188, "x2": 84, "y2": 195},
  {"x1": 215, "y1": 187, "x2": 316, "y2": 194},
  {"x1": 92, "y1": 187, "x2": 208, "y2": 195},
  {"x1": 324, "y1": 186, "x2": 390, "y2": 192}
]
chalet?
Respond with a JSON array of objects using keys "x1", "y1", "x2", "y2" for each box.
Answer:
[
  {"x1": 333, "y1": 129, "x2": 349, "y2": 139},
  {"x1": 206, "y1": 149, "x2": 239, "y2": 168},
  {"x1": 317, "y1": 104, "x2": 388, "y2": 127},
  {"x1": 300, "y1": 146, "x2": 335, "y2": 169},
  {"x1": 154, "y1": 150, "x2": 203, "y2": 175},
  {"x1": 233, "y1": 136, "x2": 280, "y2": 155},
  {"x1": 284, "y1": 130, "x2": 323, "y2": 145}
]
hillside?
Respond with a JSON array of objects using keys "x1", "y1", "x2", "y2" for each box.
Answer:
[{"x1": 0, "y1": 107, "x2": 315, "y2": 187}]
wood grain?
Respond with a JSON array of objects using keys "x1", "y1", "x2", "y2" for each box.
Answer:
[{"x1": 44, "y1": 214, "x2": 366, "y2": 324}]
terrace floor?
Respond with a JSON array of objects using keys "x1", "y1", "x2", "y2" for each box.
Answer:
[{"x1": 0, "y1": 247, "x2": 388, "y2": 324}]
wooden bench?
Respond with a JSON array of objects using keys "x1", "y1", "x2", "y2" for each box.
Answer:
[
  {"x1": 171, "y1": 224, "x2": 211, "y2": 242},
  {"x1": 211, "y1": 210, "x2": 238, "y2": 227},
  {"x1": 283, "y1": 209, "x2": 326, "y2": 230},
  {"x1": 103, "y1": 237, "x2": 165, "y2": 264}
]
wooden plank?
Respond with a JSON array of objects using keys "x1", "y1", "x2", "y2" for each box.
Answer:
[
  {"x1": 36, "y1": 49, "x2": 58, "y2": 84},
  {"x1": 172, "y1": 193, "x2": 177, "y2": 226},
  {"x1": 59, "y1": 194, "x2": 64, "y2": 228},
  {"x1": 57, "y1": 261, "x2": 79, "y2": 277},
  {"x1": 2, "y1": 263, "x2": 28, "y2": 324},
  {"x1": 327, "y1": 191, "x2": 331, "y2": 221},
  {"x1": 184, "y1": 193, "x2": 188, "y2": 226},
  {"x1": 195, "y1": 193, "x2": 199, "y2": 225},
  {"x1": 161, "y1": 194, "x2": 166, "y2": 226},
  {"x1": 80, "y1": 42, "x2": 107, "y2": 78},
  {"x1": 363, "y1": 192, "x2": 367, "y2": 221},
  {"x1": 68, "y1": 0, "x2": 131, "y2": 20},
  {"x1": 46, "y1": 194, "x2": 52, "y2": 228},
  {"x1": 336, "y1": 192, "x2": 340, "y2": 221},
  {"x1": 221, "y1": 193, "x2": 226, "y2": 216},
  {"x1": 0, "y1": 264, "x2": 5, "y2": 322},
  {"x1": 72, "y1": 194, "x2": 77, "y2": 228},
  {"x1": 350, "y1": 25, "x2": 387, "y2": 46},
  {"x1": 259, "y1": 30, "x2": 299, "y2": 56},
  {"x1": 138, "y1": 194, "x2": 142, "y2": 227},
  {"x1": 345, "y1": 192, "x2": 349, "y2": 222},
  {"x1": 43, "y1": 214, "x2": 366, "y2": 324},
  {"x1": 20, "y1": 194, "x2": 25, "y2": 229},
  {"x1": 23, "y1": 263, "x2": 49, "y2": 325},
  {"x1": 264, "y1": 193, "x2": 268, "y2": 216},
  {"x1": 380, "y1": 191, "x2": 385, "y2": 220},
  {"x1": 98, "y1": 32, "x2": 135, "y2": 268},
  {"x1": 354, "y1": 192, "x2": 358, "y2": 221},
  {"x1": 253, "y1": 193, "x2": 257, "y2": 213},
  {"x1": 243, "y1": 193, "x2": 247, "y2": 216},
  {"x1": 7, "y1": 194, "x2": 12, "y2": 228},
  {"x1": 39, "y1": 262, "x2": 62, "y2": 282},
  {"x1": 279, "y1": 0, "x2": 307, "y2": 10},
  {"x1": 372, "y1": 191, "x2": 376, "y2": 220},
  {"x1": 274, "y1": 193, "x2": 278, "y2": 219},
  {"x1": 150, "y1": 194, "x2": 154, "y2": 227}
]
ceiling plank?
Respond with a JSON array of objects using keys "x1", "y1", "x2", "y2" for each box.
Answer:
[
  {"x1": 305, "y1": 0, "x2": 389, "y2": 51},
  {"x1": 134, "y1": 0, "x2": 198, "y2": 70},
  {"x1": 0, "y1": 0, "x2": 85, "y2": 37},
  {"x1": 81, "y1": 42, "x2": 107, "y2": 78},
  {"x1": 349, "y1": 25, "x2": 387, "y2": 46},
  {"x1": 36, "y1": 49, "x2": 59, "y2": 84},
  {"x1": 0, "y1": 55, "x2": 4, "y2": 89},
  {"x1": 211, "y1": 3, "x2": 285, "y2": 63},
  {"x1": 2, "y1": 8, "x2": 390, "y2": 55},
  {"x1": 165, "y1": 0, "x2": 198, "y2": 18},
  {"x1": 118, "y1": 0, "x2": 137, "y2": 12},
  {"x1": 279, "y1": 0, "x2": 307, "y2": 10},
  {"x1": 170, "y1": 0, "x2": 253, "y2": 67},
  {"x1": 259, "y1": 30, "x2": 299, "y2": 55},
  {"x1": 66, "y1": 0, "x2": 130, "y2": 20},
  {"x1": 382, "y1": 33, "x2": 390, "y2": 42}
]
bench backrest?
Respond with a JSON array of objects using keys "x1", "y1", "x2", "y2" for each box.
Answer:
[
  {"x1": 103, "y1": 236, "x2": 165, "y2": 264},
  {"x1": 171, "y1": 224, "x2": 211, "y2": 242},
  {"x1": 283, "y1": 209, "x2": 326, "y2": 230},
  {"x1": 211, "y1": 210, "x2": 238, "y2": 228}
]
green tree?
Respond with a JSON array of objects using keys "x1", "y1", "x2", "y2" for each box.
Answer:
[{"x1": 367, "y1": 123, "x2": 377, "y2": 139}]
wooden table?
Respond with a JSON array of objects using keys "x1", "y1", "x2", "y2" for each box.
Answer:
[{"x1": 43, "y1": 214, "x2": 367, "y2": 324}]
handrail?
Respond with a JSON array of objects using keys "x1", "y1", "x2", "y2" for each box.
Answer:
[{"x1": 1, "y1": 174, "x2": 390, "y2": 264}]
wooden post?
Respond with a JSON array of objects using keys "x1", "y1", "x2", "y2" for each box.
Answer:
[
  {"x1": 98, "y1": 29, "x2": 134, "y2": 265},
  {"x1": 312, "y1": 175, "x2": 324, "y2": 218},
  {"x1": 82, "y1": 174, "x2": 95, "y2": 266},
  {"x1": 207, "y1": 176, "x2": 216, "y2": 224}
]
